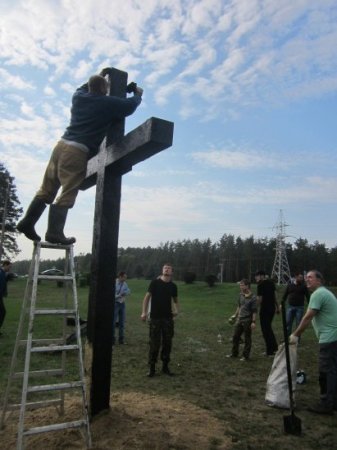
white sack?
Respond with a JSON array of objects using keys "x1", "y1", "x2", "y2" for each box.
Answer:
[{"x1": 265, "y1": 343, "x2": 298, "y2": 409}]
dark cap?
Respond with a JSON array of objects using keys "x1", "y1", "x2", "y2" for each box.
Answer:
[{"x1": 255, "y1": 270, "x2": 266, "y2": 276}]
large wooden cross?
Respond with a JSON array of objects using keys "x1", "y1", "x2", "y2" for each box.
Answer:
[{"x1": 80, "y1": 68, "x2": 174, "y2": 416}]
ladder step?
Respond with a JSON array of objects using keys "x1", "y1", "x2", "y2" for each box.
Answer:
[
  {"x1": 14, "y1": 369, "x2": 63, "y2": 379},
  {"x1": 28, "y1": 381, "x2": 84, "y2": 393},
  {"x1": 20, "y1": 338, "x2": 64, "y2": 346},
  {"x1": 38, "y1": 275, "x2": 73, "y2": 281},
  {"x1": 31, "y1": 344, "x2": 79, "y2": 353},
  {"x1": 23, "y1": 419, "x2": 87, "y2": 436},
  {"x1": 34, "y1": 309, "x2": 76, "y2": 315},
  {"x1": 39, "y1": 241, "x2": 74, "y2": 250},
  {"x1": 7, "y1": 399, "x2": 62, "y2": 411}
]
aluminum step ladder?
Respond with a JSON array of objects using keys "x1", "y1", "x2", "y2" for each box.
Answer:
[{"x1": 0, "y1": 241, "x2": 91, "y2": 449}]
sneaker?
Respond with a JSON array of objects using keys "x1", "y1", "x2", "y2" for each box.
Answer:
[
  {"x1": 240, "y1": 357, "x2": 249, "y2": 361},
  {"x1": 226, "y1": 354, "x2": 238, "y2": 358},
  {"x1": 307, "y1": 403, "x2": 334, "y2": 415}
]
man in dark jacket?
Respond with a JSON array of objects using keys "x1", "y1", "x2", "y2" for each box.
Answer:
[
  {"x1": 283, "y1": 272, "x2": 310, "y2": 335},
  {"x1": 17, "y1": 68, "x2": 143, "y2": 245},
  {"x1": 0, "y1": 260, "x2": 12, "y2": 336}
]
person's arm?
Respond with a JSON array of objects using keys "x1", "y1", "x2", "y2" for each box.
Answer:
[
  {"x1": 251, "y1": 312, "x2": 257, "y2": 329},
  {"x1": 172, "y1": 297, "x2": 179, "y2": 316},
  {"x1": 289, "y1": 308, "x2": 317, "y2": 343},
  {"x1": 121, "y1": 283, "x2": 131, "y2": 297},
  {"x1": 251, "y1": 296, "x2": 257, "y2": 329},
  {"x1": 141, "y1": 292, "x2": 151, "y2": 321}
]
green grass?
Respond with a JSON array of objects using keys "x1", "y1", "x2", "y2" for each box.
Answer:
[{"x1": 1, "y1": 278, "x2": 337, "y2": 449}]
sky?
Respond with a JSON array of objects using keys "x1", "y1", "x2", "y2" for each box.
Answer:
[{"x1": 1, "y1": 0, "x2": 337, "y2": 261}]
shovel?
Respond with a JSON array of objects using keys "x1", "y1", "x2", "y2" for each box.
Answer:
[{"x1": 281, "y1": 299, "x2": 302, "y2": 435}]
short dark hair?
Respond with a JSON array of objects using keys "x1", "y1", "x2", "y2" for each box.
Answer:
[
  {"x1": 88, "y1": 75, "x2": 108, "y2": 94},
  {"x1": 2, "y1": 260, "x2": 11, "y2": 267},
  {"x1": 118, "y1": 271, "x2": 126, "y2": 278},
  {"x1": 239, "y1": 278, "x2": 251, "y2": 287}
]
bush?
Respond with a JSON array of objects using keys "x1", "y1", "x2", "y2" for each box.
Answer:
[
  {"x1": 184, "y1": 271, "x2": 196, "y2": 284},
  {"x1": 205, "y1": 274, "x2": 217, "y2": 287},
  {"x1": 78, "y1": 272, "x2": 91, "y2": 287}
]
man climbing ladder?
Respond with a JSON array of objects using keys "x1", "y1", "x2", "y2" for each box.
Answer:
[{"x1": 17, "y1": 68, "x2": 143, "y2": 245}]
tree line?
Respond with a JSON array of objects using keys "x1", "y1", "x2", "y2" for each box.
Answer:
[
  {"x1": 12, "y1": 234, "x2": 337, "y2": 285},
  {"x1": 2, "y1": 162, "x2": 337, "y2": 284}
]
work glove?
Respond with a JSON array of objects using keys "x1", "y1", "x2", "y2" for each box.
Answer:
[{"x1": 289, "y1": 334, "x2": 299, "y2": 345}]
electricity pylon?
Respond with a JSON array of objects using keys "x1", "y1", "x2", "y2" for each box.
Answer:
[{"x1": 271, "y1": 210, "x2": 291, "y2": 285}]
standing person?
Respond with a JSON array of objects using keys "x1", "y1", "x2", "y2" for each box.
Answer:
[
  {"x1": 141, "y1": 264, "x2": 179, "y2": 377},
  {"x1": 113, "y1": 271, "x2": 131, "y2": 345},
  {"x1": 290, "y1": 270, "x2": 337, "y2": 414},
  {"x1": 255, "y1": 270, "x2": 279, "y2": 356},
  {"x1": 282, "y1": 272, "x2": 310, "y2": 336},
  {"x1": 227, "y1": 279, "x2": 257, "y2": 361},
  {"x1": 17, "y1": 69, "x2": 143, "y2": 245},
  {"x1": 0, "y1": 260, "x2": 12, "y2": 336}
]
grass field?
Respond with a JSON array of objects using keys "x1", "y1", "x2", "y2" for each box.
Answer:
[{"x1": 1, "y1": 278, "x2": 337, "y2": 449}]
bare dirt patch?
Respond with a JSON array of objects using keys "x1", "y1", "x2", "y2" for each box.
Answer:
[{"x1": 2, "y1": 392, "x2": 231, "y2": 449}]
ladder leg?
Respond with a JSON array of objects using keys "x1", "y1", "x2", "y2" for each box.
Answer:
[
  {"x1": 69, "y1": 245, "x2": 92, "y2": 448},
  {"x1": 0, "y1": 245, "x2": 36, "y2": 429},
  {"x1": 17, "y1": 243, "x2": 42, "y2": 450}
]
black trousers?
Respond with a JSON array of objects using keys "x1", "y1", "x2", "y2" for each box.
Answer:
[
  {"x1": 318, "y1": 341, "x2": 337, "y2": 408},
  {"x1": 259, "y1": 308, "x2": 278, "y2": 355},
  {"x1": 0, "y1": 296, "x2": 6, "y2": 329},
  {"x1": 148, "y1": 318, "x2": 174, "y2": 365}
]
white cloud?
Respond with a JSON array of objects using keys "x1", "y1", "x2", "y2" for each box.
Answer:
[
  {"x1": 0, "y1": 68, "x2": 34, "y2": 91},
  {"x1": 192, "y1": 148, "x2": 289, "y2": 170},
  {"x1": 43, "y1": 85, "x2": 56, "y2": 97}
]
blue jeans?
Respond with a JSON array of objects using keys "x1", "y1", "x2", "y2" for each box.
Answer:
[
  {"x1": 112, "y1": 301, "x2": 126, "y2": 344},
  {"x1": 286, "y1": 305, "x2": 304, "y2": 335}
]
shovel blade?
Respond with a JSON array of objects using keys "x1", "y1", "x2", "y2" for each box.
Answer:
[{"x1": 283, "y1": 413, "x2": 302, "y2": 436}]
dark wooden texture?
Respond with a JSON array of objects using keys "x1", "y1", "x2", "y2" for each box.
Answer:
[{"x1": 82, "y1": 68, "x2": 173, "y2": 416}]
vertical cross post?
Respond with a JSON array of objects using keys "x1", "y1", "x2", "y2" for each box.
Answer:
[
  {"x1": 86, "y1": 68, "x2": 127, "y2": 416},
  {"x1": 82, "y1": 68, "x2": 174, "y2": 416}
]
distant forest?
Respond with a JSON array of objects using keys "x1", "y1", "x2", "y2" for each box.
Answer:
[{"x1": 11, "y1": 234, "x2": 337, "y2": 284}]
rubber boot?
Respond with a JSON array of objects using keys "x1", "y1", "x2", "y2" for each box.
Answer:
[
  {"x1": 17, "y1": 197, "x2": 46, "y2": 241},
  {"x1": 45, "y1": 205, "x2": 76, "y2": 245}
]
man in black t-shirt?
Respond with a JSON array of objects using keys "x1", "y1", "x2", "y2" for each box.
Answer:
[
  {"x1": 282, "y1": 272, "x2": 310, "y2": 336},
  {"x1": 255, "y1": 270, "x2": 279, "y2": 356},
  {"x1": 141, "y1": 264, "x2": 179, "y2": 377}
]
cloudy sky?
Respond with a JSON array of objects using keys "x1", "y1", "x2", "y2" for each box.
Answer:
[{"x1": 1, "y1": 0, "x2": 337, "y2": 261}]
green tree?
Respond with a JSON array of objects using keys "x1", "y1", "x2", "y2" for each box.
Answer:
[{"x1": 0, "y1": 163, "x2": 23, "y2": 259}]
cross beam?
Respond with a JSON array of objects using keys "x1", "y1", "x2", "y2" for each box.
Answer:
[
  {"x1": 80, "y1": 67, "x2": 173, "y2": 417},
  {"x1": 81, "y1": 117, "x2": 174, "y2": 190}
]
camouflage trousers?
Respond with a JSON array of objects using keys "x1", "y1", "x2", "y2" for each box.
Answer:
[{"x1": 148, "y1": 318, "x2": 174, "y2": 365}]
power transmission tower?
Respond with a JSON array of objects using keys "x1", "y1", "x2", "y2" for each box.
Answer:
[{"x1": 271, "y1": 210, "x2": 291, "y2": 285}]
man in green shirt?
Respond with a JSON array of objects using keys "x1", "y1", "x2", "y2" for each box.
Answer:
[{"x1": 290, "y1": 270, "x2": 337, "y2": 414}]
